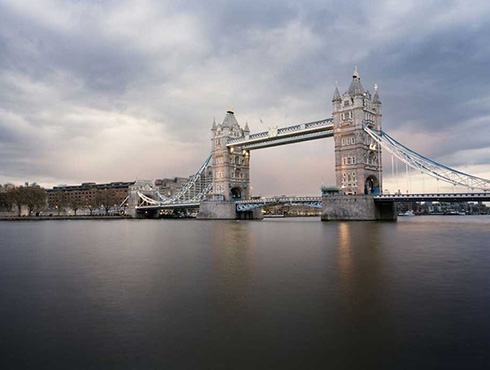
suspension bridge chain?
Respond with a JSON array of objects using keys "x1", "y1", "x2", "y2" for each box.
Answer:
[
  {"x1": 137, "y1": 154, "x2": 213, "y2": 206},
  {"x1": 363, "y1": 125, "x2": 490, "y2": 191}
]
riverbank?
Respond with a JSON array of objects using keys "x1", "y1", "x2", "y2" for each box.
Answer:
[{"x1": 0, "y1": 215, "x2": 131, "y2": 221}]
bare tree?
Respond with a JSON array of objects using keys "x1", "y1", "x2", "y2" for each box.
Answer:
[
  {"x1": 83, "y1": 195, "x2": 97, "y2": 216},
  {"x1": 24, "y1": 185, "x2": 46, "y2": 216},
  {"x1": 69, "y1": 197, "x2": 83, "y2": 216},
  {"x1": 96, "y1": 188, "x2": 119, "y2": 215},
  {"x1": 1, "y1": 184, "x2": 18, "y2": 214},
  {"x1": 12, "y1": 186, "x2": 26, "y2": 216},
  {"x1": 52, "y1": 191, "x2": 68, "y2": 216}
]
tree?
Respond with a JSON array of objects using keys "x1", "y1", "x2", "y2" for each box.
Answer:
[
  {"x1": 24, "y1": 185, "x2": 46, "y2": 215},
  {"x1": 0, "y1": 184, "x2": 7, "y2": 210},
  {"x1": 0, "y1": 184, "x2": 18, "y2": 214},
  {"x1": 82, "y1": 195, "x2": 98, "y2": 216},
  {"x1": 11, "y1": 186, "x2": 26, "y2": 216},
  {"x1": 52, "y1": 191, "x2": 68, "y2": 216},
  {"x1": 69, "y1": 197, "x2": 82, "y2": 216},
  {"x1": 96, "y1": 188, "x2": 119, "y2": 215}
]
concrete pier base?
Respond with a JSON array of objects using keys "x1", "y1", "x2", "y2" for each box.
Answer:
[
  {"x1": 197, "y1": 201, "x2": 264, "y2": 220},
  {"x1": 197, "y1": 201, "x2": 237, "y2": 220},
  {"x1": 126, "y1": 190, "x2": 140, "y2": 218},
  {"x1": 321, "y1": 195, "x2": 397, "y2": 221}
]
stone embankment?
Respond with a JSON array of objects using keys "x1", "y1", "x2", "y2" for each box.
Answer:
[{"x1": 0, "y1": 216, "x2": 132, "y2": 221}]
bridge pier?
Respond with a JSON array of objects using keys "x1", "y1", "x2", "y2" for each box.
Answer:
[
  {"x1": 197, "y1": 201, "x2": 263, "y2": 220},
  {"x1": 197, "y1": 201, "x2": 237, "y2": 219},
  {"x1": 321, "y1": 195, "x2": 396, "y2": 221}
]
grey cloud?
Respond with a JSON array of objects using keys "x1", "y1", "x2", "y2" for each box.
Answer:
[{"x1": 0, "y1": 0, "x2": 489, "y2": 192}]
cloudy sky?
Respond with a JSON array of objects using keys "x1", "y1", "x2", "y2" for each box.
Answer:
[{"x1": 0, "y1": 0, "x2": 489, "y2": 195}]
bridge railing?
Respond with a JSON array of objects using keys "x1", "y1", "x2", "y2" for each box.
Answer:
[
  {"x1": 236, "y1": 196, "x2": 322, "y2": 204},
  {"x1": 375, "y1": 193, "x2": 490, "y2": 199},
  {"x1": 227, "y1": 118, "x2": 333, "y2": 146}
]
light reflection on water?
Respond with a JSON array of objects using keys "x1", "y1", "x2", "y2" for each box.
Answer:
[{"x1": 0, "y1": 216, "x2": 489, "y2": 369}]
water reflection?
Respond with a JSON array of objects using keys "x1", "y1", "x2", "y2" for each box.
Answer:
[
  {"x1": 210, "y1": 222, "x2": 255, "y2": 322},
  {"x1": 337, "y1": 222, "x2": 353, "y2": 296},
  {"x1": 336, "y1": 222, "x2": 385, "y2": 316}
]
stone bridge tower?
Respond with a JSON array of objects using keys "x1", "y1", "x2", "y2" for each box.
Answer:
[
  {"x1": 210, "y1": 109, "x2": 251, "y2": 201},
  {"x1": 332, "y1": 68, "x2": 383, "y2": 195}
]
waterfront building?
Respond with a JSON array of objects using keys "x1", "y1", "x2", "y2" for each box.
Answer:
[{"x1": 46, "y1": 181, "x2": 134, "y2": 208}]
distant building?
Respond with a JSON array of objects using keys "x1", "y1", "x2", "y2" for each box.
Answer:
[
  {"x1": 46, "y1": 181, "x2": 134, "y2": 208},
  {"x1": 155, "y1": 170, "x2": 212, "y2": 201},
  {"x1": 155, "y1": 177, "x2": 189, "y2": 198}
]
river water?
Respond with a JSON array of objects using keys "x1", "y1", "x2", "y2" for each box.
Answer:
[{"x1": 0, "y1": 216, "x2": 489, "y2": 369}]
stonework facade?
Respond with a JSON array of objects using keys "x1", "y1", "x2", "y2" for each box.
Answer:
[
  {"x1": 210, "y1": 110, "x2": 251, "y2": 201},
  {"x1": 332, "y1": 68, "x2": 383, "y2": 195}
]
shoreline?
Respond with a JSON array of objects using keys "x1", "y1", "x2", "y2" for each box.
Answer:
[{"x1": 0, "y1": 216, "x2": 132, "y2": 221}]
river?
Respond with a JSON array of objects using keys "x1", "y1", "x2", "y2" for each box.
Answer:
[{"x1": 0, "y1": 216, "x2": 489, "y2": 369}]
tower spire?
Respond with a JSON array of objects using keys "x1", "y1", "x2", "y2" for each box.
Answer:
[
  {"x1": 347, "y1": 66, "x2": 364, "y2": 96},
  {"x1": 332, "y1": 85, "x2": 341, "y2": 102},
  {"x1": 373, "y1": 83, "x2": 381, "y2": 104}
]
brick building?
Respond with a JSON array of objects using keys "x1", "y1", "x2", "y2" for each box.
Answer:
[{"x1": 47, "y1": 181, "x2": 134, "y2": 209}]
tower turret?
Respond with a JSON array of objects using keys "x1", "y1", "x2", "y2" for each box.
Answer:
[
  {"x1": 244, "y1": 121, "x2": 250, "y2": 136},
  {"x1": 373, "y1": 83, "x2": 381, "y2": 109},
  {"x1": 210, "y1": 109, "x2": 251, "y2": 201},
  {"x1": 332, "y1": 83, "x2": 341, "y2": 113},
  {"x1": 333, "y1": 68, "x2": 383, "y2": 195}
]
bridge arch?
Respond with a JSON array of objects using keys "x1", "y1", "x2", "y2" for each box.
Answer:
[
  {"x1": 365, "y1": 175, "x2": 379, "y2": 195},
  {"x1": 230, "y1": 187, "x2": 242, "y2": 200}
]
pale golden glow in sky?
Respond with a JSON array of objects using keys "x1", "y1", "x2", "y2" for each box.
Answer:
[{"x1": 0, "y1": 0, "x2": 489, "y2": 195}]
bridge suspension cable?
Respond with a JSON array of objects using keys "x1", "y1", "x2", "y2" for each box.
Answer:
[
  {"x1": 136, "y1": 154, "x2": 213, "y2": 207},
  {"x1": 364, "y1": 125, "x2": 490, "y2": 191}
]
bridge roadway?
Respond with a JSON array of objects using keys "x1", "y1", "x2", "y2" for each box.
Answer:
[
  {"x1": 374, "y1": 193, "x2": 490, "y2": 202},
  {"x1": 135, "y1": 193, "x2": 490, "y2": 213},
  {"x1": 227, "y1": 118, "x2": 333, "y2": 150}
]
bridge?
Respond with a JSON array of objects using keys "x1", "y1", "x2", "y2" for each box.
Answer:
[
  {"x1": 127, "y1": 68, "x2": 490, "y2": 220},
  {"x1": 227, "y1": 118, "x2": 333, "y2": 150}
]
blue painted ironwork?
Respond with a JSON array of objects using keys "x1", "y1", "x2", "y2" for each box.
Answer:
[
  {"x1": 136, "y1": 154, "x2": 213, "y2": 208},
  {"x1": 236, "y1": 197, "x2": 322, "y2": 211}
]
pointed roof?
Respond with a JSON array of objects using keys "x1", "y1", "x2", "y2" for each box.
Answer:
[
  {"x1": 222, "y1": 109, "x2": 239, "y2": 128},
  {"x1": 332, "y1": 86, "x2": 341, "y2": 102},
  {"x1": 211, "y1": 117, "x2": 217, "y2": 131},
  {"x1": 373, "y1": 84, "x2": 381, "y2": 104},
  {"x1": 353, "y1": 65, "x2": 359, "y2": 78},
  {"x1": 347, "y1": 66, "x2": 364, "y2": 96}
]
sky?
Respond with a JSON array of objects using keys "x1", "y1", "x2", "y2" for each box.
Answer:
[{"x1": 0, "y1": 0, "x2": 489, "y2": 195}]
